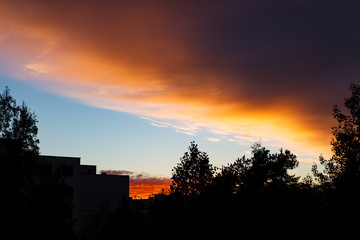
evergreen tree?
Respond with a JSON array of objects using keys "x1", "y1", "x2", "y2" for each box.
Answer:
[{"x1": 170, "y1": 141, "x2": 215, "y2": 196}]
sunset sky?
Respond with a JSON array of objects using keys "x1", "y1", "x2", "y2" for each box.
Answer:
[{"x1": 1, "y1": 0, "x2": 359, "y2": 198}]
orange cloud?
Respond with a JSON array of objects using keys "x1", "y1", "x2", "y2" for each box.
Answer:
[
  {"x1": 1, "y1": 0, "x2": 354, "y2": 161},
  {"x1": 101, "y1": 170, "x2": 172, "y2": 199},
  {"x1": 130, "y1": 183, "x2": 171, "y2": 199}
]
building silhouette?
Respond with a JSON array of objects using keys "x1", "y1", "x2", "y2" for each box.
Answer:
[{"x1": 40, "y1": 155, "x2": 129, "y2": 232}]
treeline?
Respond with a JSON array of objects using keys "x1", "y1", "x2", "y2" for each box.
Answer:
[
  {"x1": 1, "y1": 84, "x2": 360, "y2": 239},
  {"x1": 85, "y1": 144, "x2": 347, "y2": 239},
  {"x1": 85, "y1": 84, "x2": 360, "y2": 239}
]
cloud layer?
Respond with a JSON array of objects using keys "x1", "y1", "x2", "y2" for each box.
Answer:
[{"x1": 1, "y1": 0, "x2": 360, "y2": 158}]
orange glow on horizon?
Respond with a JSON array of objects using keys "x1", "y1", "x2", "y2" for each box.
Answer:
[{"x1": 130, "y1": 183, "x2": 171, "y2": 199}]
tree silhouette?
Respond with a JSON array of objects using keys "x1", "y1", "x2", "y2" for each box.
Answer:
[
  {"x1": 216, "y1": 143, "x2": 299, "y2": 194},
  {"x1": 0, "y1": 87, "x2": 41, "y2": 229},
  {"x1": 307, "y1": 84, "x2": 360, "y2": 237},
  {"x1": 0, "y1": 86, "x2": 39, "y2": 155},
  {"x1": 315, "y1": 83, "x2": 360, "y2": 191},
  {"x1": 77, "y1": 84, "x2": 360, "y2": 238},
  {"x1": 170, "y1": 141, "x2": 216, "y2": 196},
  {"x1": 0, "y1": 87, "x2": 74, "y2": 239}
]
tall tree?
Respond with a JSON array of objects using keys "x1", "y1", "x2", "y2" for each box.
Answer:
[
  {"x1": 170, "y1": 141, "x2": 215, "y2": 196},
  {"x1": 317, "y1": 83, "x2": 360, "y2": 190},
  {"x1": 0, "y1": 87, "x2": 74, "y2": 239},
  {"x1": 0, "y1": 86, "x2": 40, "y2": 201},
  {"x1": 0, "y1": 87, "x2": 40, "y2": 201}
]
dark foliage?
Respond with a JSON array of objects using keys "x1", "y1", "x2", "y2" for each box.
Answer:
[
  {"x1": 87, "y1": 83, "x2": 360, "y2": 239},
  {"x1": 147, "y1": 143, "x2": 318, "y2": 238},
  {"x1": 0, "y1": 87, "x2": 75, "y2": 239},
  {"x1": 81, "y1": 142, "x2": 324, "y2": 239},
  {"x1": 170, "y1": 141, "x2": 216, "y2": 196},
  {"x1": 320, "y1": 83, "x2": 360, "y2": 191},
  {"x1": 309, "y1": 83, "x2": 360, "y2": 236},
  {"x1": 214, "y1": 143, "x2": 299, "y2": 194},
  {"x1": 3, "y1": 83, "x2": 360, "y2": 239}
]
